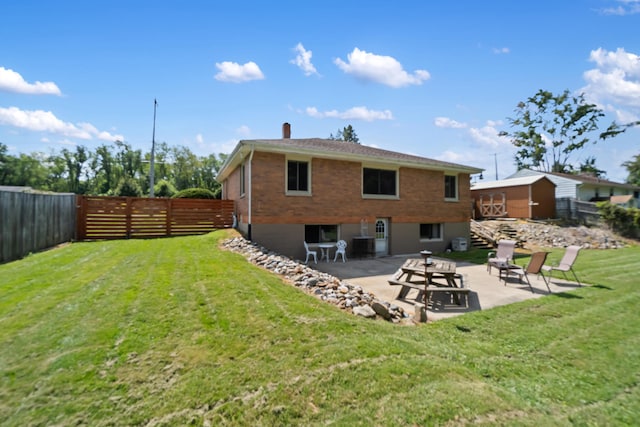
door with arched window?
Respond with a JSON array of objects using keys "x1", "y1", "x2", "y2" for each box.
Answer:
[{"x1": 375, "y1": 218, "x2": 388, "y2": 256}]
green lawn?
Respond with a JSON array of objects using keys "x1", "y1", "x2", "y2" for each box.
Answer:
[{"x1": 1, "y1": 231, "x2": 639, "y2": 426}]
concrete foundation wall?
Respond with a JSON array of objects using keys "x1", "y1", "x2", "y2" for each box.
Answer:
[
  {"x1": 390, "y1": 222, "x2": 470, "y2": 254},
  {"x1": 249, "y1": 221, "x2": 471, "y2": 260}
]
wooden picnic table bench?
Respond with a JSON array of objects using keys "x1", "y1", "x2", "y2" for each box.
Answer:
[{"x1": 388, "y1": 258, "x2": 469, "y2": 307}]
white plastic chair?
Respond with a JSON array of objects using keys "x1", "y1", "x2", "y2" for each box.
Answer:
[
  {"x1": 303, "y1": 241, "x2": 317, "y2": 264},
  {"x1": 333, "y1": 240, "x2": 347, "y2": 262}
]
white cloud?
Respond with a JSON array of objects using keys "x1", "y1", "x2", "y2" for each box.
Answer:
[
  {"x1": 305, "y1": 106, "x2": 394, "y2": 122},
  {"x1": 0, "y1": 106, "x2": 122, "y2": 141},
  {"x1": 334, "y1": 48, "x2": 430, "y2": 88},
  {"x1": 0, "y1": 67, "x2": 62, "y2": 95},
  {"x1": 434, "y1": 117, "x2": 468, "y2": 129},
  {"x1": 598, "y1": 0, "x2": 640, "y2": 15},
  {"x1": 290, "y1": 43, "x2": 318, "y2": 76},
  {"x1": 581, "y1": 47, "x2": 640, "y2": 115},
  {"x1": 214, "y1": 61, "x2": 265, "y2": 83},
  {"x1": 436, "y1": 150, "x2": 466, "y2": 163},
  {"x1": 492, "y1": 47, "x2": 510, "y2": 54},
  {"x1": 236, "y1": 125, "x2": 251, "y2": 137},
  {"x1": 468, "y1": 120, "x2": 510, "y2": 148},
  {"x1": 196, "y1": 133, "x2": 204, "y2": 144}
]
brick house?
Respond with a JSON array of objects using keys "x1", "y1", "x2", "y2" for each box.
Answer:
[
  {"x1": 471, "y1": 175, "x2": 557, "y2": 219},
  {"x1": 216, "y1": 123, "x2": 483, "y2": 260}
]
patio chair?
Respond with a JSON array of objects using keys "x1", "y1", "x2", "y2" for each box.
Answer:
[
  {"x1": 303, "y1": 241, "x2": 317, "y2": 264},
  {"x1": 509, "y1": 251, "x2": 551, "y2": 293},
  {"x1": 333, "y1": 239, "x2": 347, "y2": 262},
  {"x1": 542, "y1": 245, "x2": 581, "y2": 286},
  {"x1": 487, "y1": 239, "x2": 516, "y2": 274}
]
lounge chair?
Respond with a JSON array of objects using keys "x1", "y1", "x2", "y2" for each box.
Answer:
[
  {"x1": 509, "y1": 251, "x2": 551, "y2": 293},
  {"x1": 542, "y1": 245, "x2": 581, "y2": 286},
  {"x1": 487, "y1": 239, "x2": 516, "y2": 274}
]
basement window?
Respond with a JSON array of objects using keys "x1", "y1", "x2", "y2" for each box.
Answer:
[
  {"x1": 420, "y1": 223, "x2": 443, "y2": 241},
  {"x1": 305, "y1": 225, "x2": 338, "y2": 243}
]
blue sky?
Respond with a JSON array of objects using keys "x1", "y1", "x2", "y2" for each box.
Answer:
[{"x1": 1, "y1": 0, "x2": 639, "y2": 183}]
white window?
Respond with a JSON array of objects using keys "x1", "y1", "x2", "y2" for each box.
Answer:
[
  {"x1": 444, "y1": 174, "x2": 458, "y2": 200},
  {"x1": 363, "y1": 167, "x2": 398, "y2": 199},
  {"x1": 420, "y1": 223, "x2": 443, "y2": 241},
  {"x1": 286, "y1": 158, "x2": 311, "y2": 196}
]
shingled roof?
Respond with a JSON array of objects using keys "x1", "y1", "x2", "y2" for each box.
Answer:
[{"x1": 217, "y1": 137, "x2": 483, "y2": 182}]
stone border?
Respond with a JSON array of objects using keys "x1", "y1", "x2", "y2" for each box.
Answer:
[{"x1": 221, "y1": 237, "x2": 411, "y2": 323}]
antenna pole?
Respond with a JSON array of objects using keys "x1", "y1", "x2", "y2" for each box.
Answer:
[
  {"x1": 149, "y1": 99, "x2": 157, "y2": 197},
  {"x1": 494, "y1": 153, "x2": 498, "y2": 180}
]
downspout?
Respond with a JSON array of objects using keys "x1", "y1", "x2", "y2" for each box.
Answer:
[
  {"x1": 247, "y1": 147, "x2": 255, "y2": 240},
  {"x1": 528, "y1": 185, "x2": 532, "y2": 219}
]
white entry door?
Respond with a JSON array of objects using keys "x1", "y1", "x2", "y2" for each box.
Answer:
[{"x1": 375, "y1": 218, "x2": 388, "y2": 256}]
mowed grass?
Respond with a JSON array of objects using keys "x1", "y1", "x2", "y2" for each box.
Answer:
[{"x1": 1, "y1": 231, "x2": 639, "y2": 426}]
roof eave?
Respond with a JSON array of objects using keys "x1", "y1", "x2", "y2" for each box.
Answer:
[{"x1": 216, "y1": 139, "x2": 484, "y2": 181}]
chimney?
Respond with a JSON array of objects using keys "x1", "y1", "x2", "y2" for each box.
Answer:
[{"x1": 282, "y1": 122, "x2": 291, "y2": 139}]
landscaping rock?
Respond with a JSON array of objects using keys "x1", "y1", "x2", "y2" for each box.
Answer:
[
  {"x1": 221, "y1": 236, "x2": 410, "y2": 323},
  {"x1": 472, "y1": 220, "x2": 628, "y2": 250},
  {"x1": 371, "y1": 301, "x2": 391, "y2": 320},
  {"x1": 353, "y1": 304, "x2": 377, "y2": 318}
]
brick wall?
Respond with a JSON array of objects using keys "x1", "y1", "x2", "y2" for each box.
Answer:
[{"x1": 245, "y1": 151, "x2": 472, "y2": 224}]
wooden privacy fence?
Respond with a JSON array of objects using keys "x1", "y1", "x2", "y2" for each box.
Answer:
[
  {"x1": 1, "y1": 190, "x2": 76, "y2": 263},
  {"x1": 76, "y1": 196, "x2": 235, "y2": 240}
]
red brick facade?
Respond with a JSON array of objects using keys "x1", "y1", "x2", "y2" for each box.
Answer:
[{"x1": 234, "y1": 152, "x2": 472, "y2": 225}]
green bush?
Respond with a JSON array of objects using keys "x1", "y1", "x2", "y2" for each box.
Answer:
[
  {"x1": 597, "y1": 201, "x2": 639, "y2": 238},
  {"x1": 114, "y1": 177, "x2": 143, "y2": 197},
  {"x1": 172, "y1": 188, "x2": 217, "y2": 199},
  {"x1": 154, "y1": 179, "x2": 176, "y2": 198}
]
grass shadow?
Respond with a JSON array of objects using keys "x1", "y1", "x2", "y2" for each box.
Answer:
[{"x1": 552, "y1": 292, "x2": 583, "y2": 299}]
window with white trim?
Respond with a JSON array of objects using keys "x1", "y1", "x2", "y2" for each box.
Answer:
[
  {"x1": 305, "y1": 224, "x2": 338, "y2": 243},
  {"x1": 363, "y1": 167, "x2": 397, "y2": 196},
  {"x1": 444, "y1": 174, "x2": 458, "y2": 200},
  {"x1": 420, "y1": 223, "x2": 443, "y2": 240},
  {"x1": 240, "y1": 163, "x2": 246, "y2": 196},
  {"x1": 286, "y1": 159, "x2": 310, "y2": 194}
]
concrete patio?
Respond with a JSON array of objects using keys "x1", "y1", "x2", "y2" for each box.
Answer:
[{"x1": 310, "y1": 254, "x2": 582, "y2": 322}]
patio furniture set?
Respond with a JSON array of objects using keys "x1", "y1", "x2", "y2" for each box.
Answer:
[
  {"x1": 385, "y1": 240, "x2": 582, "y2": 313},
  {"x1": 304, "y1": 240, "x2": 348, "y2": 264},
  {"x1": 487, "y1": 239, "x2": 582, "y2": 292}
]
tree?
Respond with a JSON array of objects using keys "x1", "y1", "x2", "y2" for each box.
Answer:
[
  {"x1": 572, "y1": 156, "x2": 606, "y2": 178},
  {"x1": 622, "y1": 153, "x2": 640, "y2": 186},
  {"x1": 329, "y1": 125, "x2": 360, "y2": 143},
  {"x1": 61, "y1": 146, "x2": 88, "y2": 193},
  {"x1": 499, "y1": 89, "x2": 621, "y2": 173},
  {"x1": 114, "y1": 176, "x2": 142, "y2": 197},
  {"x1": 153, "y1": 179, "x2": 176, "y2": 197}
]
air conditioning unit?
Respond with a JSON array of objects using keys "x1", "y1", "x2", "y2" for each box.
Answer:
[{"x1": 451, "y1": 237, "x2": 468, "y2": 252}]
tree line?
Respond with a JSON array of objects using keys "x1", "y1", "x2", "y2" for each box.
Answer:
[
  {"x1": 0, "y1": 141, "x2": 227, "y2": 198},
  {"x1": 2, "y1": 112, "x2": 639, "y2": 199}
]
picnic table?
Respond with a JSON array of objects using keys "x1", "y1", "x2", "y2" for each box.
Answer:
[{"x1": 388, "y1": 258, "x2": 469, "y2": 307}]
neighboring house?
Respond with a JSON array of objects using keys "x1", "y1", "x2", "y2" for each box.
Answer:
[
  {"x1": 610, "y1": 194, "x2": 637, "y2": 208},
  {"x1": 507, "y1": 168, "x2": 640, "y2": 203},
  {"x1": 216, "y1": 123, "x2": 483, "y2": 260},
  {"x1": 470, "y1": 175, "x2": 556, "y2": 219}
]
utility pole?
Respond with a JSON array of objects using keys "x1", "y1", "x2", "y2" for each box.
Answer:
[
  {"x1": 149, "y1": 99, "x2": 157, "y2": 197},
  {"x1": 494, "y1": 153, "x2": 498, "y2": 180}
]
